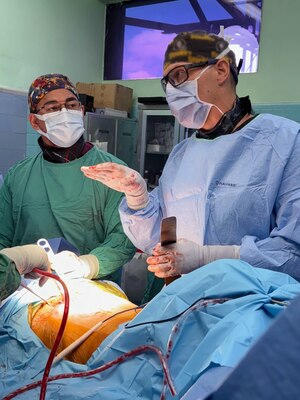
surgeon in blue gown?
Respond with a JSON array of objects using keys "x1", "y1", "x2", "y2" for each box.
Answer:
[{"x1": 81, "y1": 30, "x2": 300, "y2": 293}]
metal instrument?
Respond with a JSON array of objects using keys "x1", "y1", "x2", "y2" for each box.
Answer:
[
  {"x1": 160, "y1": 216, "x2": 181, "y2": 285},
  {"x1": 20, "y1": 281, "x2": 51, "y2": 306},
  {"x1": 37, "y1": 238, "x2": 55, "y2": 262}
]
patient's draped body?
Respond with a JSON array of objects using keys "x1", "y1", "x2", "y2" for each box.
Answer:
[{"x1": 28, "y1": 279, "x2": 140, "y2": 364}]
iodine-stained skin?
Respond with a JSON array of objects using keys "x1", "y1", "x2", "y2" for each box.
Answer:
[{"x1": 28, "y1": 279, "x2": 141, "y2": 364}]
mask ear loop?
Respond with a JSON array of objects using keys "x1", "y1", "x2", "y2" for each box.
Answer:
[
  {"x1": 214, "y1": 46, "x2": 241, "y2": 84},
  {"x1": 215, "y1": 46, "x2": 232, "y2": 60},
  {"x1": 189, "y1": 46, "x2": 234, "y2": 84}
]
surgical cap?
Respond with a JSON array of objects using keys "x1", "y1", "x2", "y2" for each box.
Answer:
[
  {"x1": 163, "y1": 30, "x2": 239, "y2": 83},
  {"x1": 28, "y1": 73, "x2": 79, "y2": 113}
]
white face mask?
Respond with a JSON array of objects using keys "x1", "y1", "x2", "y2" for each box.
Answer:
[
  {"x1": 166, "y1": 65, "x2": 223, "y2": 130},
  {"x1": 35, "y1": 109, "x2": 85, "y2": 147}
]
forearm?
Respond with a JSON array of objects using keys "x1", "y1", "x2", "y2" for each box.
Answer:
[{"x1": 0, "y1": 254, "x2": 21, "y2": 301}]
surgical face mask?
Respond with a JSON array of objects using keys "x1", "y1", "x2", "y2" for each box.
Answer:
[
  {"x1": 166, "y1": 66, "x2": 223, "y2": 130},
  {"x1": 35, "y1": 109, "x2": 85, "y2": 147}
]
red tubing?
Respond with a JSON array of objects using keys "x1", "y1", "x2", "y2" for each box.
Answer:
[
  {"x1": 34, "y1": 268, "x2": 70, "y2": 400},
  {"x1": 2, "y1": 269, "x2": 71, "y2": 400},
  {"x1": 4, "y1": 344, "x2": 176, "y2": 399}
]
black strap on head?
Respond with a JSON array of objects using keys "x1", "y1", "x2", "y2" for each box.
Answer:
[
  {"x1": 195, "y1": 96, "x2": 253, "y2": 140},
  {"x1": 237, "y1": 59, "x2": 243, "y2": 73},
  {"x1": 230, "y1": 58, "x2": 243, "y2": 85}
]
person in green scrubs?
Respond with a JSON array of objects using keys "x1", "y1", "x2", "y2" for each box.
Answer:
[
  {"x1": 0, "y1": 74, "x2": 135, "y2": 285},
  {"x1": 0, "y1": 244, "x2": 50, "y2": 302}
]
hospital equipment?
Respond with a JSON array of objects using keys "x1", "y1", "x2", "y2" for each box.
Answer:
[{"x1": 37, "y1": 238, "x2": 55, "y2": 261}]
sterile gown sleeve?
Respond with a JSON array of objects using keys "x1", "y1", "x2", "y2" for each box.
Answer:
[
  {"x1": 119, "y1": 189, "x2": 163, "y2": 254},
  {"x1": 0, "y1": 254, "x2": 21, "y2": 301}
]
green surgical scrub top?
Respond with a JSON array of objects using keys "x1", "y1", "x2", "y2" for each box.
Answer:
[
  {"x1": 0, "y1": 147, "x2": 136, "y2": 283},
  {"x1": 0, "y1": 254, "x2": 21, "y2": 301}
]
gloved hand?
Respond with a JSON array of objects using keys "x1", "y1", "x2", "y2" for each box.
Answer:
[
  {"x1": 51, "y1": 251, "x2": 99, "y2": 280},
  {"x1": 81, "y1": 162, "x2": 149, "y2": 210},
  {"x1": 0, "y1": 245, "x2": 51, "y2": 286},
  {"x1": 147, "y1": 239, "x2": 240, "y2": 278}
]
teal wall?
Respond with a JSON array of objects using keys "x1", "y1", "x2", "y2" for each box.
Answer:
[{"x1": 0, "y1": 0, "x2": 105, "y2": 91}]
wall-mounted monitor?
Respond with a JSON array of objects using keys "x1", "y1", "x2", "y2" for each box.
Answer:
[{"x1": 104, "y1": 0, "x2": 263, "y2": 81}]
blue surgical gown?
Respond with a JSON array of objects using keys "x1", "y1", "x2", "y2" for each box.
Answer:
[{"x1": 119, "y1": 114, "x2": 300, "y2": 281}]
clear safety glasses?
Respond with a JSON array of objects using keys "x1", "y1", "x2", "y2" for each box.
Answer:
[
  {"x1": 36, "y1": 99, "x2": 81, "y2": 114},
  {"x1": 161, "y1": 60, "x2": 218, "y2": 93}
]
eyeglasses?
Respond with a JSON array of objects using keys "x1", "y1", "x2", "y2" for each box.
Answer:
[
  {"x1": 161, "y1": 60, "x2": 218, "y2": 93},
  {"x1": 36, "y1": 99, "x2": 81, "y2": 114}
]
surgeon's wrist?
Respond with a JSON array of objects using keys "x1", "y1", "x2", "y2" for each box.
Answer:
[
  {"x1": 79, "y1": 254, "x2": 99, "y2": 279},
  {"x1": 126, "y1": 185, "x2": 149, "y2": 210},
  {"x1": 202, "y1": 245, "x2": 240, "y2": 265}
]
